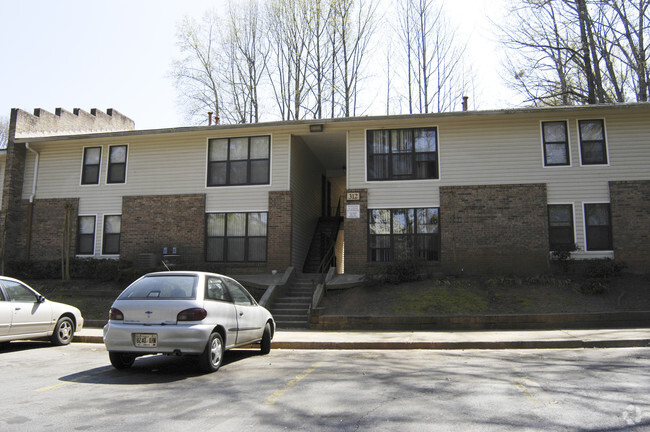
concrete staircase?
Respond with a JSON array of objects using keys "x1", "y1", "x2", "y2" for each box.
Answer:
[{"x1": 269, "y1": 275, "x2": 317, "y2": 329}]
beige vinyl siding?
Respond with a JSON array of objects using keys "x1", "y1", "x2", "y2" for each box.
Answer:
[
  {"x1": 345, "y1": 108, "x2": 650, "y2": 209},
  {"x1": 290, "y1": 136, "x2": 324, "y2": 269}
]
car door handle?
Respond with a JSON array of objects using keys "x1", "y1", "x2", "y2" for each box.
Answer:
[
  {"x1": 14, "y1": 307, "x2": 21, "y2": 311},
  {"x1": 239, "y1": 311, "x2": 244, "y2": 316}
]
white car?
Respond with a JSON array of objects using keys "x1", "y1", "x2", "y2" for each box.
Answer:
[
  {"x1": 103, "y1": 271, "x2": 275, "y2": 373},
  {"x1": 0, "y1": 276, "x2": 84, "y2": 346}
]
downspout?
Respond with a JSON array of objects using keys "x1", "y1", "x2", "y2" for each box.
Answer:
[{"x1": 25, "y1": 143, "x2": 40, "y2": 260}]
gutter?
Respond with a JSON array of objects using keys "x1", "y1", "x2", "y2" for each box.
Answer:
[{"x1": 25, "y1": 143, "x2": 39, "y2": 259}]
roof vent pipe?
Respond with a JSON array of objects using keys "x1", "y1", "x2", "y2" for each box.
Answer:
[
  {"x1": 462, "y1": 96, "x2": 469, "y2": 112},
  {"x1": 208, "y1": 112, "x2": 213, "y2": 125}
]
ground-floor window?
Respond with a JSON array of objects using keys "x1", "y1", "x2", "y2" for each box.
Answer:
[
  {"x1": 368, "y1": 208, "x2": 440, "y2": 262},
  {"x1": 77, "y1": 215, "x2": 96, "y2": 255},
  {"x1": 206, "y1": 212, "x2": 268, "y2": 262},
  {"x1": 584, "y1": 203, "x2": 612, "y2": 251},
  {"x1": 548, "y1": 204, "x2": 575, "y2": 251},
  {"x1": 102, "y1": 215, "x2": 121, "y2": 255}
]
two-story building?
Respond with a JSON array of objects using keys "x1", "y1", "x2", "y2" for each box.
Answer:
[{"x1": 2, "y1": 103, "x2": 649, "y2": 276}]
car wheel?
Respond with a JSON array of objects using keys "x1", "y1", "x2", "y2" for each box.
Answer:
[
  {"x1": 199, "y1": 332, "x2": 224, "y2": 373},
  {"x1": 260, "y1": 323, "x2": 271, "y2": 355},
  {"x1": 109, "y1": 352, "x2": 136, "y2": 369},
  {"x1": 50, "y1": 317, "x2": 74, "y2": 346}
]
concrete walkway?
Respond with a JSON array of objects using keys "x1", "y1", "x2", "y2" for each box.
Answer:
[{"x1": 76, "y1": 327, "x2": 650, "y2": 350}]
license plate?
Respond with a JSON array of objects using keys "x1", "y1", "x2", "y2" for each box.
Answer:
[{"x1": 134, "y1": 333, "x2": 157, "y2": 347}]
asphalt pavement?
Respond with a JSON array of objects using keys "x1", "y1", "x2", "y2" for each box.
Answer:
[{"x1": 76, "y1": 326, "x2": 650, "y2": 350}]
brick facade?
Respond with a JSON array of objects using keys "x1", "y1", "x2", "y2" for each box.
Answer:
[
  {"x1": 267, "y1": 191, "x2": 292, "y2": 271},
  {"x1": 440, "y1": 184, "x2": 549, "y2": 275},
  {"x1": 28, "y1": 198, "x2": 80, "y2": 261},
  {"x1": 121, "y1": 194, "x2": 206, "y2": 264},
  {"x1": 341, "y1": 189, "x2": 368, "y2": 274},
  {"x1": 609, "y1": 180, "x2": 650, "y2": 273}
]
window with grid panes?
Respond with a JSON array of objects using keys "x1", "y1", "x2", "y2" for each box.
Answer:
[{"x1": 206, "y1": 212, "x2": 268, "y2": 262}]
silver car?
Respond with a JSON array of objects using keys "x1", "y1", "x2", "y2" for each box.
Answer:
[
  {"x1": 0, "y1": 276, "x2": 84, "y2": 346},
  {"x1": 103, "y1": 271, "x2": 274, "y2": 372}
]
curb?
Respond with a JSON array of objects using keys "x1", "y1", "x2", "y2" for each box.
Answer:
[{"x1": 73, "y1": 333, "x2": 650, "y2": 350}]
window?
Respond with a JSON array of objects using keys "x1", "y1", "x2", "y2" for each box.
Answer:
[
  {"x1": 367, "y1": 128, "x2": 438, "y2": 181},
  {"x1": 584, "y1": 203, "x2": 612, "y2": 251},
  {"x1": 207, "y1": 136, "x2": 270, "y2": 186},
  {"x1": 206, "y1": 212, "x2": 268, "y2": 262},
  {"x1": 224, "y1": 278, "x2": 255, "y2": 305},
  {"x1": 3, "y1": 281, "x2": 38, "y2": 302},
  {"x1": 107, "y1": 145, "x2": 127, "y2": 183},
  {"x1": 542, "y1": 121, "x2": 570, "y2": 166},
  {"x1": 77, "y1": 216, "x2": 96, "y2": 255},
  {"x1": 81, "y1": 147, "x2": 101, "y2": 185},
  {"x1": 548, "y1": 205, "x2": 574, "y2": 250},
  {"x1": 368, "y1": 208, "x2": 440, "y2": 262},
  {"x1": 206, "y1": 277, "x2": 228, "y2": 301},
  {"x1": 579, "y1": 119, "x2": 608, "y2": 165},
  {"x1": 102, "y1": 215, "x2": 121, "y2": 255}
]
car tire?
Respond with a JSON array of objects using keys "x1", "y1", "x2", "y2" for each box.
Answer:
[
  {"x1": 50, "y1": 317, "x2": 74, "y2": 346},
  {"x1": 199, "y1": 332, "x2": 224, "y2": 373},
  {"x1": 260, "y1": 323, "x2": 271, "y2": 355},
  {"x1": 109, "y1": 352, "x2": 136, "y2": 369}
]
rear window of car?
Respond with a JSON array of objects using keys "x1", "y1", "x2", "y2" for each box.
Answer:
[{"x1": 118, "y1": 275, "x2": 198, "y2": 300}]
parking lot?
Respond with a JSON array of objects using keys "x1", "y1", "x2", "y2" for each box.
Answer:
[{"x1": 2, "y1": 342, "x2": 649, "y2": 431}]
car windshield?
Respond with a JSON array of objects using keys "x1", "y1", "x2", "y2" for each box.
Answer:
[{"x1": 118, "y1": 275, "x2": 198, "y2": 300}]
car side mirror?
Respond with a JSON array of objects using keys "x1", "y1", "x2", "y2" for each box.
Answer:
[{"x1": 37, "y1": 295, "x2": 46, "y2": 303}]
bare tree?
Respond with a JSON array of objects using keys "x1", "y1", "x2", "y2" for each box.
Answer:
[
  {"x1": 499, "y1": 0, "x2": 649, "y2": 106},
  {"x1": 171, "y1": 11, "x2": 225, "y2": 125},
  {"x1": 397, "y1": 0, "x2": 468, "y2": 113},
  {"x1": 223, "y1": 0, "x2": 270, "y2": 123}
]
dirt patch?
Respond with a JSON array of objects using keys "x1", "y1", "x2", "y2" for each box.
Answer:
[{"x1": 320, "y1": 274, "x2": 650, "y2": 316}]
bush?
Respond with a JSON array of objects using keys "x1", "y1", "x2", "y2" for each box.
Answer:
[
  {"x1": 382, "y1": 260, "x2": 424, "y2": 285},
  {"x1": 575, "y1": 279, "x2": 608, "y2": 295},
  {"x1": 582, "y1": 258, "x2": 626, "y2": 279},
  {"x1": 5, "y1": 258, "x2": 134, "y2": 282}
]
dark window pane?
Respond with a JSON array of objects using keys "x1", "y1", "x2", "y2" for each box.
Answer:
[
  {"x1": 417, "y1": 235, "x2": 439, "y2": 261},
  {"x1": 78, "y1": 234, "x2": 94, "y2": 255},
  {"x1": 107, "y1": 163, "x2": 126, "y2": 183},
  {"x1": 229, "y1": 161, "x2": 248, "y2": 184},
  {"x1": 250, "y1": 160, "x2": 269, "y2": 184},
  {"x1": 82, "y1": 165, "x2": 99, "y2": 185},
  {"x1": 103, "y1": 234, "x2": 120, "y2": 254},
  {"x1": 208, "y1": 162, "x2": 227, "y2": 186},
  {"x1": 227, "y1": 238, "x2": 245, "y2": 261},
  {"x1": 248, "y1": 238, "x2": 267, "y2": 261},
  {"x1": 369, "y1": 235, "x2": 391, "y2": 262},
  {"x1": 393, "y1": 235, "x2": 414, "y2": 261},
  {"x1": 579, "y1": 120, "x2": 607, "y2": 164},
  {"x1": 206, "y1": 238, "x2": 224, "y2": 262},
  {"x1": 369, "y1": 155, "x2": 389, "y2": 180},
  {"x1": 416, "y1": 153, "x2": 437, "y2": 178},
  {"x1": 581, "y1": 141, "x2": 606, "y2": 164}
]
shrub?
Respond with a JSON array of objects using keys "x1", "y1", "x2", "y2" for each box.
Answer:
[
  {"x1": 382, "y1": 260, "x2": 423, "y2": 285},
  {"x1": 582, "y1": 259, "x2": 626, "y2": 279},
  {"x1": 575, "y1": 279, "x2": 608, "y2": 295}
]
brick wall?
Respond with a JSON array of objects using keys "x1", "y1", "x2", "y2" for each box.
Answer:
[
  {"x1": 28, "y1": 198, "x2": 79, "y2": 261},
  {"x1": 440, "y1": 184, "x2": 549, "y2": 275},
  {"x1": 121, "y1": 194, "x2": 206, "y2": 264},
  {"x1": 609, "y1": 180, "x2": 650, "y2": 273},
  {"x1": 1, "y1": 109, "x2": 28, "y2": 263},
  {"x1": 268, "y1": 191, "x2": 292, "y2": 271},
  {"x1": 341, "y1": 189, "x2": 368, "y2": 274}
]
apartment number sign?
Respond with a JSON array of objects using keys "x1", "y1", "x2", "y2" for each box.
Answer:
[{"x1": 346, "y1": 192, "x2": 360, "y2": 201}]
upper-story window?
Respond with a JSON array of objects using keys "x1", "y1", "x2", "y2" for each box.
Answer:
[
  {"x1": 207, "y1": 136, "x2": 270, "y2": 186},
  {"x1": 81, "y1": 147, "x2": 101, "y2": 185},
  {"x1": 107, "y1": 145, "x2": 128, "y2": 183},
  {"x1": 541, "y1": 121, "x2": 570, "y2": 166},
  {"x1": 367, "y1": 128, "x2": 438, "y2": 181},
  {"x1": 579, "y1": 119, "x2": 608, "y2": 165}
]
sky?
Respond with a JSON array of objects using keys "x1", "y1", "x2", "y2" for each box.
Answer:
[{"x1": 0, "y1": 0, "x2": 515, "y2": 131}]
